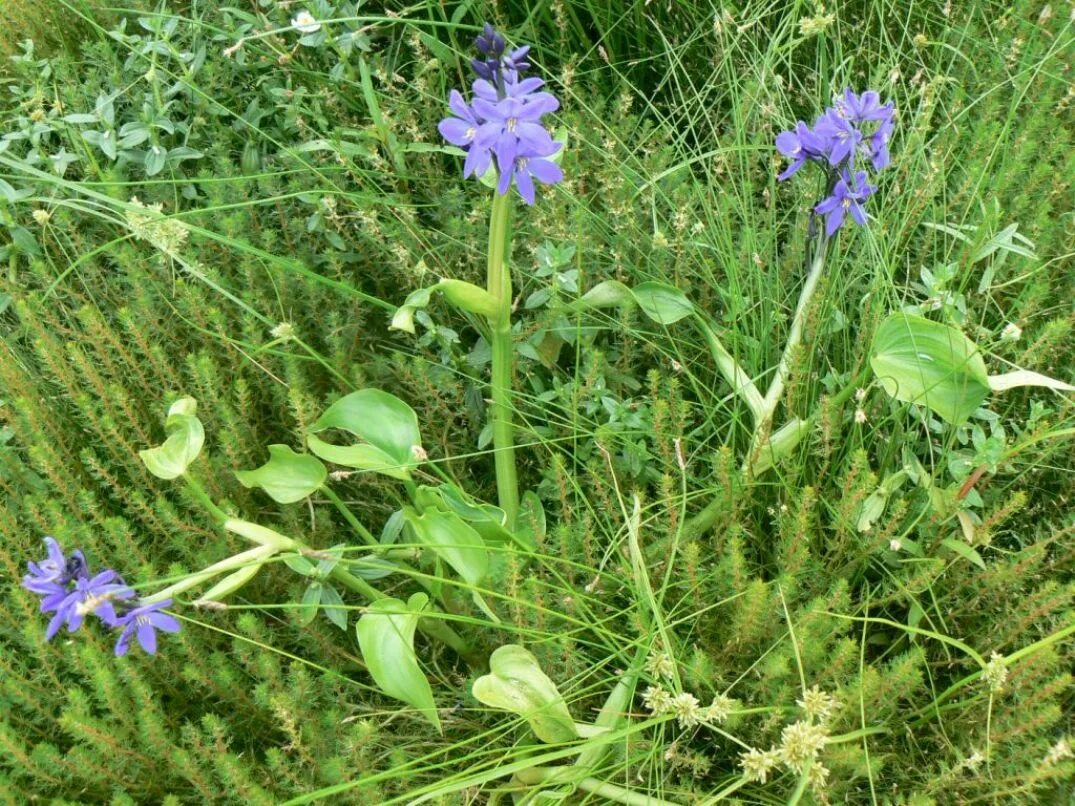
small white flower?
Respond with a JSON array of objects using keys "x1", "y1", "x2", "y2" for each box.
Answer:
[
  {"x1": 271, "y1": 322, "x2": 295, "y2": 340},
  {"x1": 983, "y1": 651, "x2": 1009, "y2": 693},
  {"x1": 889, "y1": 539, "x2": 902, "y2": 552},
  {"x1": 291, "y1": 11, "x2": 321, "y2": 34},
  {"x1": 32, "y1": 209, "x2": 51, "y2": 226},
  {"x1": 1000, "y1": 322, "x2": 1022, "y2": 342},
  {"x1": 854, "y1": 408, "x2": 868, "y2": 424},
  {"x1": 1043, "y1": 737, "x2": 1073, "y2": 766},
  {"x1": 854, "y1": 387, "x2": 868, "y2": 402}
]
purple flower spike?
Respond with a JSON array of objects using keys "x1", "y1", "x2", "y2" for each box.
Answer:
[
  {"x1": 114, "y1": 599, "x2": 181, "y2": 656},
  {"x1": 815, "y1": 171, "x2": 876, "y2": 236},
  {"x1": 775, "y1": 88, "x2": 894, "y2": 237},
  {"x1": 440, "y1": 23, "x2": 563, "y2": 203}
]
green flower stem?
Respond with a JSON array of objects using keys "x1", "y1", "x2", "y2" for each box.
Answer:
[
  {"x1": 142, "y1": 545, "x2": 273, "y2": 604},
  {"x1": 682, "y1": 238, "x2": 829, "y2": 539},
  {"x1": 753, "y1": 236, "x2": 828, "y2": 439},
  {"x1": 487, "y1": 190, "x2": 520, "y2": 529},
  {"x1": 513, "y1": 768, "x2": 682, "y2": 806},
  {"x1": 183, "y1": 474, "x2": 228, "y2": 524},
  {"x1": 322, "y1": 486, "x2": 379, "y2": 546},
  {"x1": 181, "y1": 478, "x2": 476, "y2": 660}
]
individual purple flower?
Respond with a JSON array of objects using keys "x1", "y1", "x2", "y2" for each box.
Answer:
[
  {"x1": 502, "y1": 145, "x2": 564, "y2": 204},
  {"x1": 45, "y1": 569, "x2": 135, "y2": 640},
  {"x1": 815, "y1": 110, "x2": 862, "y2": 166},
  {"x1": 775, "y1": 121, "x2": 828, "y2": 180},
  {"x1": 113, "y1": 599, "x2": 181, "y2": 656},
  {"x1": 437, "y1": 90, "x2": 495, "y2": 178},
  {"x1": 814, "y1": 171, "x2": 876, "y2": 236},
  {"x1": 835, "y1": 88, "x2": 893, "y2": 124}
]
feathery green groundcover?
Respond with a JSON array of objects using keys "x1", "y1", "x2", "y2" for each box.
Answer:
[{"x1": 0, "y1": 1, "x2": 1072, "y2": 803}]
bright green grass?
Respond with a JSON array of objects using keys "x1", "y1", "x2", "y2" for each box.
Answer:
[{"x1": 0, "y1": 1, "x2": 1072, "y2": 803}]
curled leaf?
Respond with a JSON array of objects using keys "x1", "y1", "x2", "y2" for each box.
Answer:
[
  {"x1": 139, "y1": 397, "x2": 204, "y2": 479},
  {"x1": 472, "y1": 645, "x2": 577, "y2": 743}
]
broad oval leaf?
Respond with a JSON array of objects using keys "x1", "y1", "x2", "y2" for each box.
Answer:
[
  {"x1": 356, "y1": 593, "x2": 440, "y2": 731},
  {"x1": 235, "y1": 444, "x2": 327, "y2": 503},
  {"x1": 472, "y1": 644, "x2": 577, "y2": 743},
  {"x1": 309, "y1": 389, "x2": 423, "y2": 479},
  {"x1": 139, "y1": 396, "x2": 205, "y2": 479},
  {"x1": 404, "y1": 509, "x2": 488, "y2": 586},
  {"x1": 632, "y1": 282, "x2": 694, "y2": 324},
  {"x1": 870, "y1": 313, "x2": 990, "y2": 425}
]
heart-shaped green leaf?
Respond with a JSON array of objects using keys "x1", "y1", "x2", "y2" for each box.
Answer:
[
  {"x1": 235, "y1": 444, "x2": 327, "y2": 503},
  {"x1": 404, "y1": 509, "x2": 488, "y2": 586},
  {"x1": 139, "y1": 397, "x2": 205, "y2": 480},
  {"x1": 472, "y1": 644, "x2": 577, "y2": 743},
  {"x1": 356, "y1": 593, "x2": 440, "y2": 731},
  {"x1": 308, "y1": 389, "x2": 423, "y2": 480},
  {"x1": 871, "y1": 313, "x2": 991, "y2": 425}
]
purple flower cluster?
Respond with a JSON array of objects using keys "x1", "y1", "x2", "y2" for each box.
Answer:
[
  {"x1": 23, "y1": 537, "x2": 180, "y2": 657},
  {"x1": 438, "y1": 23, "x2": 562, "y2": 205},
  {"x1": 776, "y1": 88, "x2": 895, "y2": 236}
]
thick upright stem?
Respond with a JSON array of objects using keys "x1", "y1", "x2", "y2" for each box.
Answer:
[
  {"x1": 683, "y1": 238, "x2": 829, "y2": 539},
  {"x1": 752, "y1": 237, "x2": 828, "y2": 438},
  {"x1": 487, "y1": 191, "x2": 519, "y2": 528}
]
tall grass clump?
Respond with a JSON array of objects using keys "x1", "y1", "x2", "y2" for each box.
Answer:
[{"x1": 0, "y1": 0, "x2": 1072, "y2": 802}]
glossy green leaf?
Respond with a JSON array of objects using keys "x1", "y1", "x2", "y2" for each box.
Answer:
[
  {"x1": 404, "y1": 509, "x2": 488, "y2": 586},
  {"x1": 356, "y1": 593, "x2": 440, "y2": 731},
  {"x1": 472, "y1": 644, "x2": 577, "y2": 743},
  {"x1": 631, "y1": 282, "x2": 694, "y2": 324},
  {"x1": 434, "y1": 484, "x2": 515, "y2": 546},
  {"x1": 870, "y1": 313, "x2": 991, "y2": 425},
  {"x1": 235, "y1": 444, "x2": 327, "y2": 503},
  {"x1": 308, "y1": 389, "x2": 423, "y2": 480},
  {"x1": 139, "y1": 397, "x2": 204, "y2": 479}
]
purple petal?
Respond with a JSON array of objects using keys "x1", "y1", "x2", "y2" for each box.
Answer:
[
  {"x1": 849, "y1": 202, "x2": 868, "y2": 226},
  {"x1": 447, "y1": 90, "x2": 473, "y2": 121},
  {"x1": 775, "y1": 130, "x2": 801, "y2": 157},
  {"x1": 514, "y1": 167, "x2": 535, "y2": 204},
  {"x1": 137, "y1": 623, "x2": 158, "y2": 654},
  {"x1": 527, "y1": 158, "x2": 563, "y2": 185},
  {"x1": 149, "y1": 612, "x2": 181, "y2": 633},
  {"x1": 777, "y1": 156, "x2": 804, "y2": 181},
  {"x1": 824, "y1": 208, "x2": 844, "y2": 236},
  {"x1": 115, "y1": 627, "x2": 132, "y2": 656},
  {"x1": 439, "y1": 118, "x2": 476, "y2": 146}
]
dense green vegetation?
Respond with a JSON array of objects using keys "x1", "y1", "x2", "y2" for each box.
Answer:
[{"x1": 0, "y1": 1, "x2": 1072, "y2": 803}]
